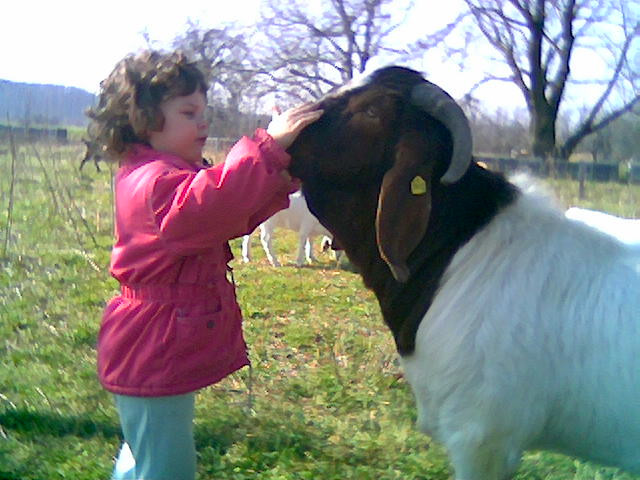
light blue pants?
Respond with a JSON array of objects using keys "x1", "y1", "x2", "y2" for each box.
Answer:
[{"x1": 112, "y1": 392, "x2": 197, "y2": 480}]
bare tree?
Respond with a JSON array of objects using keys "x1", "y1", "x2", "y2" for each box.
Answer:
[
  {"x1": 172, "y1": 23, "x2": 252, "y2": 104},
  {"x1": 172, "y1": 23, "x2": 265, "y2": 135},
  {"x1": 470, "y1": 107, "x2": 530, "y2": 156},
  {"x1": 462, "y1": 0, "x2": 640, "y2": 161},
  {"x1": 580, "y1": 110, "x2": 640, "y2": 164},
  {"x1": 251, "y1": 0, "x2": 414, "y2": 102}
]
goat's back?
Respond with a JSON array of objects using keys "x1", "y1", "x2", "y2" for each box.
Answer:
[{"x1": 266, "y1": 192, "x2": 329, "y2": 236}]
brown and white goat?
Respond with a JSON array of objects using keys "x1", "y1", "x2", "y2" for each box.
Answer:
[{"x1": 287, "y1": 66, "x2": 640, "y2": 480}]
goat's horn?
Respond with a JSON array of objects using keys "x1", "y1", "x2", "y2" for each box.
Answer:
[{"x1": 410, "y1": 82, "x2": 472, "y2": 184}]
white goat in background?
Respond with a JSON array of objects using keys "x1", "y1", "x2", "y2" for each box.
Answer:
[
  {"x1": 565, "y1": 207, "x2": 640, "y2": 246},
  {"x1": 242, "y1": 191, "x2": 331, "y2": 267}
]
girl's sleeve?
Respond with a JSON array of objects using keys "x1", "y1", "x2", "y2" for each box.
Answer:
[{"x1": 150, "y1": 129, "x2": 298, "y2": 255}]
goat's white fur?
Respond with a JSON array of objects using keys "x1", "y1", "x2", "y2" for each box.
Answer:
[
  {"x1": 401, "y1": 191, "x2": 640, "y2": 479},
  {"x1": 242, "y1": 191, "x2": 331, "y2": 267}
]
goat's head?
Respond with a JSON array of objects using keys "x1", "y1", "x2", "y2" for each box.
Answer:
[{"x1": 288, "y1": 66, "x2": 473, "y2": 282}]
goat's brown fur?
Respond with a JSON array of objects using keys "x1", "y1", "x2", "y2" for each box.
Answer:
[{"x1": 288, "y1": 66, "x2": 516, "y2": 354}]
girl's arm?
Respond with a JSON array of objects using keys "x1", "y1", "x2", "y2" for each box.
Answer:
[{"x1": 150, "y1": 129, "x2": 295, "y2": 255}]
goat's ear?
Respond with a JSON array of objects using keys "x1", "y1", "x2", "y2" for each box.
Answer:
[{"x1": 376, "y1": 132, "x2": 432, "y2": 283}]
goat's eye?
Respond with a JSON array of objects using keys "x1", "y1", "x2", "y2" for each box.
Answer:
[{"x1": 364, "y1": 105, "x2": 378, "y2": 118}]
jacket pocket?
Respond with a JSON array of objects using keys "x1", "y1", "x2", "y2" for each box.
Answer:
[
  {"x1": 164, "y1": 296, "x2": 247, "y2": 387},
  {"x1": 174, "y1": 311, "x2": 221, "y2": 342}
]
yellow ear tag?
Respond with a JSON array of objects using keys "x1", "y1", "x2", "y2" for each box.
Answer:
[{"x1": 411, "y1": 175, "x2": 427, "y2": 195}]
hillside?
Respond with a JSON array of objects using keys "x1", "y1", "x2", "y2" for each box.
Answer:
[{"x1": 0, "y1": 79, "x2": 95, "y2": 126}]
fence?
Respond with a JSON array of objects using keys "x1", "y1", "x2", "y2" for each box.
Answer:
[
  {"x1": 476, "y1": 156, "x2": 639, "y2": 184},
  {"x1": 0, "y1": 125, "x2": 68, "y2": 142},
  {"x1": 206, "y1": 137, "x2": 237, "y2": 152}
]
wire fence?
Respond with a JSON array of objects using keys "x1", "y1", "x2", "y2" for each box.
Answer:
[{"x1": 476, "y1": 156, "x2": 640, "y2": 184}]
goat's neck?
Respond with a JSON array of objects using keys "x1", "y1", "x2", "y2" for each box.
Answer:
[
  {"x1": 302, "y1": 181, "x2": 389, "y2": 283},
  {"x1": 303, "y1": 165, "x2": 518, "y2": 355}
]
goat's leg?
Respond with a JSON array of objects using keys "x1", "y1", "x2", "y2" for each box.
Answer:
[
  {"x1": 295, "y1": 235, "x2": 307, "y2": 267},
  {"x1": 305, "y1": 236, "x2": 317, "y2": 263},
  {"x1": 260, "y1": 226, "x2": 280, "y2": 267},
  {"x1": 446, "y1": 433, "x2": 521, "y2": 480},
  {"x1": 241, "y1": 235, "x2": 252, "y2": 263}
]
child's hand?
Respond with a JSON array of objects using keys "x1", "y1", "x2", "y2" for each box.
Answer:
[{"x1": 267, "y1": 103, "x2": 323, "y2": 150}]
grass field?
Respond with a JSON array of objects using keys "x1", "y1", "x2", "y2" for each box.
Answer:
[{"x1": 0, "y1": 141, "x2": 639, "y2": 479}]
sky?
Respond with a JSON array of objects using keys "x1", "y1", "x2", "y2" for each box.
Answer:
[
  {"x1": 1, "y1": 0, "x2": 259, "y2": 93},
  {"x1": 0, "y1": 0, "x2": 524, "y2": 110}
]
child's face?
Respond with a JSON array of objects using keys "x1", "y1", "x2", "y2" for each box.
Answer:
[{"x1": 148, "y1": 90, "x2": 208, "y2": 164}]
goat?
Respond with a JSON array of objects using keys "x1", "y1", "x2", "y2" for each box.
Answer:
[
  {"x1": 287, "y1": 66, "x2": 640, "y2": 480},
  {"x1": 241, "y1": 191, "x2": 332, "y2": 267},
  {"x1": 565, "y1": 206, "x2": 640, "y2": 246},
  {"x1": 80, "y1": 138, "x2": 105, "y2": 172}
]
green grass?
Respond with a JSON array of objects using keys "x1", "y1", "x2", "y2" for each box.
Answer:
[{"x1": 0, "y1": 142, "x2": 639, "y2": 479}]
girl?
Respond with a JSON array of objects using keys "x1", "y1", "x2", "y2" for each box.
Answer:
[{"x1": 86, "y1": 50, "x2": 322, "y2": 479}]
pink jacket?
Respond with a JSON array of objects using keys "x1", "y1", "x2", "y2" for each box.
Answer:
[{"x1": 97, "y1": 129, "x2": 295, "y2": 397}]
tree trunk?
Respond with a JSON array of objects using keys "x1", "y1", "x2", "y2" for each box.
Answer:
[
  {"x1": 557, "y1": 134, "x2": 582, "y2": 162},
  {"x1": 530, "y1": 102, "x2": 556, "y2": 160}
]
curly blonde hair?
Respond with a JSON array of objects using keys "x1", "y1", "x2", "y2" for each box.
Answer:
[{"x1": 86, "y1": 50, "x2": 208, "y2": 159}]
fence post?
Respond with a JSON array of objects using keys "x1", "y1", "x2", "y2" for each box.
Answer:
[
  {"x1": 3, "y1": 124, "x2": 17, "y2": 258},
  {"x1": 578, "y1": 164, "x2": 587, "y2": 199}
]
